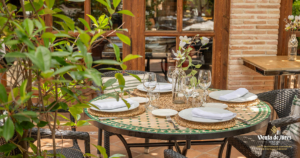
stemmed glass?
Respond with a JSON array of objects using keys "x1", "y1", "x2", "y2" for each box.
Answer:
[
  {"x1": 167, "y1": 66, "x2": 175, "y2": 83},
  {"x1": 198, "y1": 70, "x2": 212, "y2": 104},
  {"x1": 182, "y1": 76, "x2": 196, "y2": 106},
  {"x1": 143, "y1": 72, "x2": 157, "y2": 111}
]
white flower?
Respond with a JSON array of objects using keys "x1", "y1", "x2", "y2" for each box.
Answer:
[
  {"x1": 200, "y1": 37, "x2": 209, "y2": 46},
  {"x1": 179, "y1": 41, "x2": 186, "y2": 48},
  {"x1": 295, "y1": 15, "x2": 300, "y2": 21},
  {"x1": 172, "y1": 50, "x2": 185, "y2": 60},
  {"x1": 288, "y1": 15, "x2": 295, "y2": 21},
  {"x1": 145, "y1": 11, "x2": 149, "y2": 15},
  {"x1": 179, "y1": 36, "x2": 192, "y2": 44}
]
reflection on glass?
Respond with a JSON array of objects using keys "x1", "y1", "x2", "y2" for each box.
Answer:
[
  {"x1": 145, "y1": 36, "x2": 176, "y2": 72},
  {"x1": 145, "y1": 0, "x2": 177, "y2": 31},
  {"x1": 53, "y1": 1, "x2": 84, "y2": 30},
  {"x1": 183, "y1": 0, "x2": 214, "y2": 31},
  {"x1": 91, "y1": 0, "x2": 123, "y2": 29},
  {"x1": 91, "y1": 37, "x2": 122, "y2": 60}
]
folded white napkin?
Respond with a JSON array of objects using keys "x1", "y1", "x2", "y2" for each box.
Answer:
[
  {"x1": 219, "y1": 88, "x2": 249, "y2": 101},
  {"x1": 92, "y1": 99, "x2": 134, "y2": 110},
  {"x1": 192, "y1": 108, "x2": 236, "y2": 120}
]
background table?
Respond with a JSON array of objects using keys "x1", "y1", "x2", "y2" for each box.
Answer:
[
  {"x1": 84, "y1": 90, "x2": 271, "y2": 158},
  {"x1": 242, "y1": 56, "x2": 300, "y2": 89}
]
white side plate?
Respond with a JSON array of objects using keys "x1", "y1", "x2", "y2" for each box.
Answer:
[
  {"x1": 137, "y1": 82, "x2": 172, "y2": 93},
  {"x1": 152, "y1": 109, "x2": 178, "y2": 117},
  {"x1": 178, "y1": 107, "x2": 235, "y2": 123},
  {"x1": 209, "y1": 90, "x2": 258, "y2": 103},
  {"x1": 130, "y1": 97, "x2": 149, "y2": 104},
  {"x1": 91, "y1": 99, "x2": 139, "y2": 113},
  {"x1": 202, "y1": 103, "x2": 228, "y2": 109}
]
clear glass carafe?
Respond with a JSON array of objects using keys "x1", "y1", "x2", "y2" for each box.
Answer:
[
  {"x1": 288, "y1": 34, "x2": 298, "y2": 61},
  {"x1": 172, "y1": 63, "x2": 186, "y2": 104}
]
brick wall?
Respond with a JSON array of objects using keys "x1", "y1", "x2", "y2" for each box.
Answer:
[{"x1": 228, "y1": 0, "x2": 281, "y2": 92}]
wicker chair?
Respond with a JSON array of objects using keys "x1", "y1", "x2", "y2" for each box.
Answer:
[
  {"x1": 226, "y1": 89, "x2": 300, "y2": 158},
  {"x1": 164, "y1": 149, "x2": 187, "y2": 158}
]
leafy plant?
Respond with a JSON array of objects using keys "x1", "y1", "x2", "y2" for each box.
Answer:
[{"x1": 0, "y1": 0, "x2": 138, "y2": 157}]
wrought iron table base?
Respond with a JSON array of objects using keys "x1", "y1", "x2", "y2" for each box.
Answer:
[{"x1": 101, "y1": 130, "x2": 228, "y2": 158}]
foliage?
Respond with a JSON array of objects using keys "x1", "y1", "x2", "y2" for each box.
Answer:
[{"x1": 0, "y1": 0, "x2": 137, "y2": 157}]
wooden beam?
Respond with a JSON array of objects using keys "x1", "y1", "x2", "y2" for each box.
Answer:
[
  {"x1": 145, "y1": 31, "x2": 215, "y2": 36},
  {"x1": 84, "y1": 0, "x2": 91, "y2": 30},
  {"x1": 123, "y1": 0, "x2": 133, "y2": 70}
]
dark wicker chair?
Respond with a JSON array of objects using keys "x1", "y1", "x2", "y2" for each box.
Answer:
[
  {"x1": 164, "y1": 149, "x2": 187, "y2": 158},
  {"x1": 226, "y1": 89, "x2": 300, "y2": 158}
]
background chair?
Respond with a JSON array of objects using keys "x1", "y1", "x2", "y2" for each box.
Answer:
[
  {"x1": 164, "y1": 149, "x2": 187, "y2": 158},
  {"x1": 226, "y1": 89, "x2": 300, "y2": 158}
]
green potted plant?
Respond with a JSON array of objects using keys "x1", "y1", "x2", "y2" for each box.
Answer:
[{"x1": 0, "y1": 0, "x2": 139, "y2": 157}]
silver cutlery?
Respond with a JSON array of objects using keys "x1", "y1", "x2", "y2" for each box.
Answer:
[
  {"x1": 99, "y1": 116, "x2": 138, "y2": 120},
  {"x1": 236, "y1": 117, "x2": 251, "y2": 125},
  {"x1": 166, "y1": 116, "x2": 179, "y2": 130}
]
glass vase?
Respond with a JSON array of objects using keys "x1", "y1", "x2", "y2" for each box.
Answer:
[
  {"x1": 288, "y1": 34, "x2": 298, "y2": 61},
  {"x1": 172, "y1": 63, "x2": 186, "y2": 104}
]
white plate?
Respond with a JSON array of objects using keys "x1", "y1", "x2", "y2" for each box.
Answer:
[
  {"x1": 152, "y1": 109, "x2": 178, "y2": 117},
  {"x1": 91, "y1": 99, "x2": 139, "y2": 113},
  {"x1": 202, "y1": 103, "x2": 228, "y2": 109},
  {"x1": 137, "y1": 83, "x2": 172, "y2": 93},
  {"x1": 209, "y1": 90, "x2": 258, "y2": 103},
  {"x1": 178, "y1": 107, "x2": 235, "y2": 123},
  {"x1": 130, "y1": 97, "x2": 149, "y2": 104}
]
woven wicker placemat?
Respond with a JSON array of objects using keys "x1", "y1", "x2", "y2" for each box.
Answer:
[
  {"x1": 174, "y1": 115, "x2": 236, "y2": 130},
  {"x1": 87, "y1": 105, "x2": 145, "y2": 117}
]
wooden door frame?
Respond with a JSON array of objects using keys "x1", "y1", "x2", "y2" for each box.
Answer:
[{"x1": 126, "y1": 0, "x2": 231, "y2": 89}]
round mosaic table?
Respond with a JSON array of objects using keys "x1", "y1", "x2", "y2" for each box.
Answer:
[{"x1": 84, "y1": 89, "x2": 271, "y2": 158}]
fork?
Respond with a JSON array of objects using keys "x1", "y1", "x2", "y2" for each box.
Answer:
[{"x1": 166, "y1": 116, "x2": 179, "y2": 130}]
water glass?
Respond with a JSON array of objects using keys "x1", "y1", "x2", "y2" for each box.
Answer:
[
  {"x1": 167, "y1": 66, "x2": 175, "y2": 83},
  {"x1": 143, "y1": 72, "x2": 157, "y2": 110},
  {"x1": 198, "y1": 70, "x2": 211, "y2": 104}
]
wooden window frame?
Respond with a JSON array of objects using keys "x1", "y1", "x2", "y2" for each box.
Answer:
[
  {"x1": 44, "y1": 0, "x2": 230, "y2": 89},
  {"x1": 278, "y1": 0, "x2": 300, "y2": 56}
]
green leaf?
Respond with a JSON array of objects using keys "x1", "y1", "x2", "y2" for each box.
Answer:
[
  {"x1": 99, "y1": 68, "x2": 120, "y2": 71},
  {"x1": 96, "y1": 0, "x2": 109, "y2": 8},
  {"x1": 59, "y1": 102, "x2": 68, "y2": 111},
  {"x1": 0, "y1": 143, "x2": 17, "y2": 152},
  {"x1": 52, "y1": 14, "x2": 75, "y2": 25},
  {"x1": 3, "y1": 117, "x2": 14, "y2": 142},
  {"x1": 126, "y1": 73, "x2": 141, "y2": 82},
  {"x1": 116, "y1": 33, "x2": 131, "y2": 46},
  {"x1": 84, "y1": 153, "x2": 97, "y2": 157},
  {"x1": 23, "y1": 19, "x2": 34, "y2": 35},
  {"x1": 15, "y1": 122, "x2": 23, "y2": 137},
  {"x1": 20, "y1": 79, "x2": 28, "y2": 97},
  {"x1": 195, "y1": 64, "x2": 202, "y2": 69},
  {"x1": 121, "y1": 99, "x2": 131, "y2": 109},
  {"x1": 113, "y1": 0, "x2": 121, "y2": 9},
  {"x1": 112, "y1": 44, "x2": 121, "y2": 62},
  {"x1": 122, "y1": 54, "x2": 142, "y2": 63},
  {"x1": 103, "y1": 79, "x2": 117, "y2": 90},
  {"x1": 120, "y1": 64, "x2": 127, "y2": 70},
  {"x1": 78, "y1": 18, "x2": 91, "y2": 31},
  {"x1": 93, "y1": 145, "x2": 108, "y2": 158},
  {"x1": 0, "y1": 83, "x2": 8, "y2": 103},
  {"x1": 26, "y1": 53, "x2": 43, "y2": 70},
  {"x1": 54, "y1": 33, "x2": 71, "y2": 38},
  {"x1": 5, "y1": 52, "x2": 26, "y2": 58},
  {"x1": 14, "y1": 111, "x2": 37, "y2": 118},
  {"x1": 69, "y1": 106, "x2": 83, "y2": 121},
  {"x1": 77, "y1": 120, "x2": 89, "y2": 127},
  {"x1": 87, "y1": 14, "x2": 98, "y2": 27},
  {"x1": 117, "y1": 10, "x2": 135, "y2": 17},
  {"x1": 41, "y1": 32, "x2": 55, "y2": 39},
  {"x1": 36, "y1": 46, "x2": 51, "y2": 71},
  {"x1": 90, "y1": 31, "x2": 106, "y2": 44},
  {"x1": 77, "y1": 40, "x2": 92, "y2": 68},
  {"x1": 29, "y1": 142, "x2": 37, "y2": 154},
  {"x1": 53, "y1": 65, "x2": 77, "y2": 76},
  {"x1": 115, "y1": 73, "x2": 125, "y2": 91},
  {"x1": 51, "y1": 52, "x2": 71, "y2": 57},
  {"x1": 57, "y1": 113, "x2": 70, "y2": 121},
  {"x1": 37, "y1": 121, "x2": 48, "y2": 127},
  {"x1": 79, "y1": 33, "x2": 91, "y2": 47},
  {"x1": 41, "y1": 70, "x2": 54, "y2": 78},
  {"x1": 20, "y1": 121, "x2": 35, "y2": 130},
  {"x1": 61, "y1": 87, "x2": 80, "y2": 103},
  {"x1": 45, "y1": 0, "x2": 55, "y2": 8},
  {"x1": 93, "y1": 60, "x2": 121, "y2": 65},
  {"x1": 8, "y1": 88, "x2": 19, "y2": 103},
  {"x1": 7, "y1": 3, "x2": 17, "y2": 12},
  {"x1": 110, "y1": 154, "x2": 126, "y2": 158}
]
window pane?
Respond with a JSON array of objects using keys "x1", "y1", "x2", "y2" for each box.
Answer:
[
  {"x1": 145, "y1": 0, "x2": 177, "y2": 31},
  {"x1": 53, "y1": 1, "x2": 84, "y2": 30},
  {"x1": 145, "y1": 36, "x2": 176, "y2": 72},
  {"x1": 183, "y1": 0, "x2": 214, "y2": 31},
  {"x1": 91, "y1": 0, "x2": 123, "y2": 29}
]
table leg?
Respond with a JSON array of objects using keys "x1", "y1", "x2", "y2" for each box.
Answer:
[
  {"x1": 97, "y1": 129, "x2": 103, "y2": 156},
  {"x1": 218, "y1": 138, "x2": 228, "y2": 158},
  {"x1": 144, "y1": 138, "x2": 150, "y2": 154},
  {"x1": 104, "y1": 131, "x2": 110, "y2": 157},
  {"x1": 182, "y1": 140, "x2": 191, "y2": 156},
  {"x1": 168, "y1": 140, "x2": 173, "y2": 150},
  {"x1": 274, "y1": 75, "x2": 279, "y2": 90}
]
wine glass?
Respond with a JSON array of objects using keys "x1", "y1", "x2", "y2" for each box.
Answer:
[
  {"x1": 167, "y1": 66, "x2": 175, "y2": 83},
  {"x1": 198, "y1": 70, "x2": 212, "y2": 104},
  {"x1": 182, "y1": 76, "x2": 196, "y2": 106},
  {"x1": 143, "y1": 72, "x2": 157, "y2": 111}
]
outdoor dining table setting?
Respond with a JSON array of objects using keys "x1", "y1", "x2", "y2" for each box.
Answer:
[{"x1": 84, "y1": 71, "x2": 271, "y2": 158}]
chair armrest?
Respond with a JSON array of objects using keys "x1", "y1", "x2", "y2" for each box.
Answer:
[
  {"x1": 270, "y1": 116, "x2": 300, "y2": 128},
  {"x1": 31, "y1": 128, "x2": 90, "y2": 154},
  {"x1": 164, "y1": 149, "x2": 187, "y2": 158}
]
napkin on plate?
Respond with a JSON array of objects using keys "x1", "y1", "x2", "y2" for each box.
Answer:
[
  {"x1": 92, "y1": 99, "x2": 134, "y2": 110},
  {"x1": 192, "y1": 108, "x2": 236, "y2": 120},
  {"x1": 219, "y1": 88, "x2": 249, "y2": 101}
]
